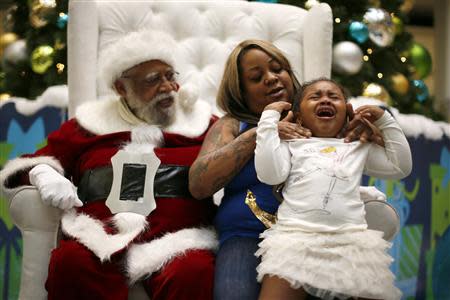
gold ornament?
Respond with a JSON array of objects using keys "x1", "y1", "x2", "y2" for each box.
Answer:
[
  {"x1": 40, "y1": 0, "x2": 57, "y2": 7},
  {"x1": 362, "y1": 82, "x2": 392, "y2": 104},
  {"x1": 0, "y1": 33, "x2": 19, "y2": 50},
  {"x1": 400, "y1": 0, "x2": 415, "y2": 13},
  {"x1": 29, "y1": 0, "x2": 57, "y2": 28},
  {"x1": 0, "y1": 93, "x2": 11, "y2": 101},
  {"x1": 54, "y1": 38, "x2": 66, "y2": 50},
  {"x1": 305, "y1": 0, "x2": 320, "y2": 10},
  {"x1": 390, "y1": 73, "x2": 409, "y2": 95},
  {"x1": 31, "y1": 45, "x2": 55, "y2": 74},
  {"x1": 56, "y1": 63, "x2": 65, "y2": 74}
]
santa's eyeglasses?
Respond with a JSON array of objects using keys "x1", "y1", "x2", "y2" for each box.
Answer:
[{"x1": 121, "y1": 70, "x2": 179, "y2": 88}]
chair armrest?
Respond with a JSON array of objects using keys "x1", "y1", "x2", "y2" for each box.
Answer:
[
  {"x1": 9, "y1": 186, "x2": 62, "y2": 232},
  {"x1": 9, "y1": 186, "x2": 62, "y2": 300},
  {"x1": 364, "y1": 200, "x2": 400, "y2": 241}
]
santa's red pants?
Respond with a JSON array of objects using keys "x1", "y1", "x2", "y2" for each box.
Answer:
[{"x1": 46, "y1": 240, "x2": 215, "y2": 300}]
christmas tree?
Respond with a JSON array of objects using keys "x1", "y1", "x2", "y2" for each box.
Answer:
[
  {"x1": 279, "y1": 0, "x2": 441, "y2": 120},
  {"x1": 0, "y1": 0, "x2": 68, "y2": 100}
]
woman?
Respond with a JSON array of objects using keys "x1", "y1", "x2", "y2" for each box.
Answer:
[{"x1": 189, "y1": 40, "x2": 380, "y2": 300}]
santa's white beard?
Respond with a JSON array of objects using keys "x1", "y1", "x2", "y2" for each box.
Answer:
[{"x1": 126, "y1": 91, "x2": 176, "y2": 127}]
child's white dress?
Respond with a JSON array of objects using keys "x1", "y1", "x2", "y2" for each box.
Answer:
[{"x1": 254, "y1": 110, "x2": 412, "y2": 300}]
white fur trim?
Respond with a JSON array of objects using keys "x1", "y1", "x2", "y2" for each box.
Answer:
[
  {"x1": 164, "y1": 99, "x2": 212, "y2": 137},
  {"x1": 126, "y1": 227, "x2": 218, "y2": 284},
  {"x1": 61, "y1": 211, "x2": 147, "y2": 262},
  {"x1": 395, "y1": 112, "x2": 450, "y2": 140},
  {"x1": 98, "y1": 30, "x2": 176, "y2": 92},
  {"x1": 0, "y1": 85, "x2": 68, "y2": 115},
  {"x1": 122, "y1": 125, "x2": 164, "y2": 153},
  {"x1": 348, "y1": 96, "x2": 388, "y2": 109},
  {"x1": 349, "y1": 96, "x2": 450, "y2": 140},
  {"x1": 0, "y1": 156, "x2": 63, "y2": 198},
  {"x1": 177, "y1": 84, "x2": 199, "y2": 111},
  {"x1": 75, "y1": 97, "x2": 212, "y2": 137},
  {"x1": 75, "y1": 97, "x2": 134, "y2": 135}
]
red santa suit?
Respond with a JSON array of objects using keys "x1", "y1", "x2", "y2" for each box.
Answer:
[{"x1": 0, "y1": 95, "x2": 218, "y2": 300}]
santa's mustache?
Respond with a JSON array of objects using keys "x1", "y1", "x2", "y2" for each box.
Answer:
[{"x1": 151, "y1": 91, "x2": 177, "y2": 106}]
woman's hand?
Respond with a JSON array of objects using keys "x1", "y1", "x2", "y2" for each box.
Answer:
[{"x1": 343, "y1": 104, "x2": 385, "y2": 146}]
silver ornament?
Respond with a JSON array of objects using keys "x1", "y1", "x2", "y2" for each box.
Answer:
[
  {"x1": 332, "y1": 41, "x2": 363, "y2": 75},
  {"x1": 363, "y1": 8, "x2": 395, "y2": 47},
  {"x1": 2, "y1": 39, "x2": 27, "y2": 66}
]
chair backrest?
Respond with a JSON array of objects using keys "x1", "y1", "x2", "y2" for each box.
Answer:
[{"x1": 67, "y1": 0, "x2": 332, "y2": 117}]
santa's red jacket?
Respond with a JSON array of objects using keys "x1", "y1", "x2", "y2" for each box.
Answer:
[{"x1": 0, "y1": 97, "x2": 218, "y2": 283}]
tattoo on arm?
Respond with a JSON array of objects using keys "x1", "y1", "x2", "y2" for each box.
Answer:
[{"x1": 190, "y1": 117, "x2": 256, "y2": 196}]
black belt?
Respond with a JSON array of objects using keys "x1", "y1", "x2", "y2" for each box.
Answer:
[{"x1": 77, "y1": 165, "x2": 192, "y2": 204}]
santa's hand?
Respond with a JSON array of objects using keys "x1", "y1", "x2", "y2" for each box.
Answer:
[
  {"x1": 359, "y1": 186, "x2": 387, "y2": 203},
  {"x1": 29, "y1": 164, "x2": 83, "y2": 210}
]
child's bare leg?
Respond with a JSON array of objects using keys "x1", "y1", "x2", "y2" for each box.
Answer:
[{"x1": 258, "y1": 275, "x2": 307, "y2": 300}]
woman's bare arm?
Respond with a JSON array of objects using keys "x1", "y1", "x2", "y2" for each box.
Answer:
[{"x1": 189, "y1": 115, "x2": 257, "y2": 199}]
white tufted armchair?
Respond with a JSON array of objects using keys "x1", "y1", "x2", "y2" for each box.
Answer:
[{"x1": 10, "y1": 1, "x2": 336, "y2": 299}]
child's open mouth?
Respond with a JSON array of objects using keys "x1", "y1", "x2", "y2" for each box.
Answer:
[{"x1": 315, "y1": 106, "x2": 336, "y2": 119}]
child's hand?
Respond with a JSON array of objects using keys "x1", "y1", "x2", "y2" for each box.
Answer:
[
  {"x1": 278, "y1": 111, "x2": 311, "y2": 140},
  {"x1": 264, "y1": 101, "x2": 292, "y2": 113},
  {"x1": 355, "y1": 105, "x2": 385, "y2": 123},
  {"x1": 263, "y1": 101, "x2": 311, "y2": 139},
  {"x1": 344, "y1": 104, "x2": 384, "y2": 146}
]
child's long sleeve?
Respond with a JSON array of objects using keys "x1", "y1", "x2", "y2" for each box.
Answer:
[
  {"x1": 255, "y1": 110, "x2": 292, "y2": 185},
  {"x1": 365, "y1": 111, "x2": 412, "y2": 179}
]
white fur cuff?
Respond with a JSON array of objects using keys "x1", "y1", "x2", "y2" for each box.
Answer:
[{"x1": 126, "y1": 227, "x2": 218, "y2": 284}]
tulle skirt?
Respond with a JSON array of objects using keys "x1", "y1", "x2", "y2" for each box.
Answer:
[{"x1": 256, "y1": 226, "x2": 402, "y2": 300}]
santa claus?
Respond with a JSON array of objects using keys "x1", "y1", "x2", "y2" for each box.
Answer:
[{"x1": 0, "y1": 29, "x2": 217, "y2": 300}]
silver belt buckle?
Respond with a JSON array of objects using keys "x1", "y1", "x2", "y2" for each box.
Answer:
[{"x1": 106, "y1": 150, "x2": 161, "y2": 216}]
